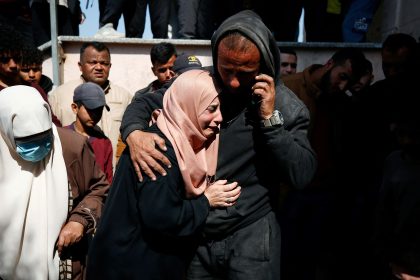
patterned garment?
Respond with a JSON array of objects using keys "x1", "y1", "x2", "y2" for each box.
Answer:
[{"x1": 59, "y1": 183, "x2": 73, "y2": 280}]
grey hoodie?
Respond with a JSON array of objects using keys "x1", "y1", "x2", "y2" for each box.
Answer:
[
  {"x1": 211, "y1": 10, "x2": 281, "y2": 84},
  {"x1": 204, "y1": 10, "x2": 316, "y2": 236}
]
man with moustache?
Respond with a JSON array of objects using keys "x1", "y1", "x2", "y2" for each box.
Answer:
[
  {"x1": 49, "y1": 41, "x2": 132, "y2": 168},
  {"x1": 280, "y1": 48, "x2": 367, "y2": 279}
]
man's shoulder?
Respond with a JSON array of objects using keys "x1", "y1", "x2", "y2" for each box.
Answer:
[
  {"x1": 57, "y1": 127, "x2": 88, "y2": 158},
  {"x1": 108, "y1": 80, "x2": 132, "y2": 96},
  {"x1": 276, "y1": 83, "x2": 309, "y2": 121},
  {"x1": 133, "y1": 81, "x2": 168, "y2": 102},
  {"x1": 133, "y1": 82, "x2": 155, "y2": 98},
  {"x1": 281, "y1": 72, "x2": 304, "y2": 88},
  {"x1": 277, "y1": 83, "x2": 304, "y2": 105},
  {"x1": 88, "y1": 125, "x2": 108, "y2": 139},
  {"x1": 133, "y1": 86, "x2": 152, "y2": 100},
  {"x1": 50, "y1": 79, "x2": 82, "y2": 96},
  {"x1": 58, "y1": 127, "x2": 86, "y2": 143}
]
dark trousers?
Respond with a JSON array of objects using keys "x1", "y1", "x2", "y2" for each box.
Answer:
[
  {"x1": 31, "y1": 2, "x2": 78, "y2": 46},
  {"x1": 176, "y1": 0, "x2": 215, "y2": 39},
  {"x1": 0, "y1": 1, "x2": 34, "y2": 46},
  {"x1": 267, "y1": 0, "x2": 329, "y2": 42},
  {"x1": 187, "y1": 212, "x2": 281, "y2": 280},
  {"x1": 99, "y1": 0, "x2": 138, "y2": 37},
  {"x1": 100, "y1": 0, "x2": 169, "y2": 38}
]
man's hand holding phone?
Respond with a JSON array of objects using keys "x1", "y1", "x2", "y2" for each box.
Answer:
[{"x1": 251, "y1": 74, "x2": 276, "y2": 120}]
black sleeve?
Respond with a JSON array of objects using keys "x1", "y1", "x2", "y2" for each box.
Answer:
[
  {"x1": 136, "y1": 137, "x2": 210, "y2": 237},
  {"x1": 120, "y1": 92, "x2": 163, "y2": 141}
]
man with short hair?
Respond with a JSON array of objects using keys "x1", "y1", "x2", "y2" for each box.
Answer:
[
  {"x1": 380, "y1": 33, "x2": 418, "y2": 80},
  {"x1": 49, "y1": 41, "x2": 132, "y2": 168},
  {"x1": 0, "y1": 24, "x2": 24, "y2": 89},
  {"x1": 0, "y1": 24, "x2": 62, "y2": 126},
  {"x1": 133, "y1": 42, "x2": 177, "y2": 98},
  {"x1": 282, "y1": 48, "x2": 366, "y2": 125},
  {"x1": 280, "y1": 48, "x2": 368, "y2": 280},
  {"x1": 279, "y1": 47, "x2": 298, "y2": 77},
  {"x1": 19, "y1": 46, "x2": 54, "y2": 93}
]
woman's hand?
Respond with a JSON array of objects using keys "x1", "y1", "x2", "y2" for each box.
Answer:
[{"x1": 204, "y1": 179, "x2": 241, "y2": 208}]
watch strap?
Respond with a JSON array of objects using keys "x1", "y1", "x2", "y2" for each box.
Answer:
[{"x1": 260, "y1": 110, "x2": 284, "y2": 127}]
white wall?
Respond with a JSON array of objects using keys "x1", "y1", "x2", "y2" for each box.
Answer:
[{"x1": 43, "y1": 37, "x2": 383, "y2": 95}]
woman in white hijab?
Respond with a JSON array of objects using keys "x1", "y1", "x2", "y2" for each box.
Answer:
[{"x1": 0, "y1": 85, "x2": 68, "y2": 279}]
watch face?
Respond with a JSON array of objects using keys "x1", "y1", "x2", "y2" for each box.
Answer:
[{"x1": 261, "y1": 110, "x2": 284, "y2": 127}]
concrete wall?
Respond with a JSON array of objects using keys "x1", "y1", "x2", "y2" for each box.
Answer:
[
  {"x1": 380, "y1": 0, "x2": 420, "y2": 40},
  {"x1": 42, "y1": 37, "x2": 383, "y2": 95}
]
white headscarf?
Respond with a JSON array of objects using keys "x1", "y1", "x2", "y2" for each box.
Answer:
[{"x1": 0, "y1": 85, "x2": 68, "y2": 280}]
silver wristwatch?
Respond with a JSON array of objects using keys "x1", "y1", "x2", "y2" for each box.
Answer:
[{"x1": 260, "y1": 110, "x2": 284, "y2": 127}]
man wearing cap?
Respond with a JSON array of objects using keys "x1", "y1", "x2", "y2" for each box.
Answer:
[
  {"x1": 48, "y1": 41, "x2": 132, "y2": 169},
  {"x1": 118, "y1": 53, "x2": 203, "y2": 161},
  {"x1": 66, "y1": 82, "x2": 114, "y2": 184}
]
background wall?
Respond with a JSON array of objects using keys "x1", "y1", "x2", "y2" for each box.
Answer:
[{"x1": 43, "y1": 38, "x2": 382, "y2": 95}]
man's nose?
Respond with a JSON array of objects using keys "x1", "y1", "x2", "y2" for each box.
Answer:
[{"x1": 228, "y1": 75, "x2": 240, "y2": 89}]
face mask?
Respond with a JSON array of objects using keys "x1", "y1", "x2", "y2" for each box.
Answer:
[{"x1": 16, "y1": 133, "x2": 53, "y2": 162}]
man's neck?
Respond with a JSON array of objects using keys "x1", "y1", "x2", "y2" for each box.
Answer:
[
  {"x1": 81, "y1": 76, "x2": 110, "y2": 92},
  {"x1": 73, "y1": 120, "x2": 90, "y2": 137}
]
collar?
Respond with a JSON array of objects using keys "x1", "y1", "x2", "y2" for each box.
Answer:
[
  {"x1": 80, "y1": 76, "x2": 111, "y2": 94},
  {"x1": 303, "y1": 64, "x2": 323, "y2": 99}
]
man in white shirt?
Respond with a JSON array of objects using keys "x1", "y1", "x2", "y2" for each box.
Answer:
[{"x1": 49, "y1": 41, "x2": 132, "y2": 168}]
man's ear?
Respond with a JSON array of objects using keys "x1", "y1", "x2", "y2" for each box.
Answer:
[
  {"x1": 71, "y1": 103, "x2": 78, "y2": 114},
  {"x1": 78, "y1": 61, "x2": 82, "y2": 72},
  {"x1": 325, "y1": 59, "x2": 334, "y2": 70}
]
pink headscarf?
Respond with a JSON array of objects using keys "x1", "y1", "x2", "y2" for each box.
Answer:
[{"x1": 156, "y1": 69, "x2": 220, "y2": 197}]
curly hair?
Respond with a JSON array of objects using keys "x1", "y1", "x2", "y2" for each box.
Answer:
[
  {"x1": 21, "y1": 47, "x2": 45, "y2": 67},
  {"x1": 0, "y1": 23, "x2": 25, "y2": 56}
]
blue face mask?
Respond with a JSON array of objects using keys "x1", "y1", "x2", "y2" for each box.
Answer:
[{"x1": 16, "y1": 133, "x2": 53, "y2": 162}]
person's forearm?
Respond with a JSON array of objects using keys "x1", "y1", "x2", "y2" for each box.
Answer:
[
  {"x1": 120, "y1": 99, "x2": 154, "y2": 141},
  {"x1": 121, "y1": 123, "x2": 147, "y2": 142}
]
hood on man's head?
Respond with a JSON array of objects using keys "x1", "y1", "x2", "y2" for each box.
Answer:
[
  {"x1": 210, "y1": 9, "x2": 280, "y2": 83},
  {"x1": 73, "y1": 82, "x2": 110, "y2": 111},
  {"x1": 173, "y1": 53, "x2": 203, "y2": 74}
]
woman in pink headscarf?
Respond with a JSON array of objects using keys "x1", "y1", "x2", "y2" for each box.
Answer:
[{"x1": 87, "y1": 69, "x2": 241, "y2": 279}]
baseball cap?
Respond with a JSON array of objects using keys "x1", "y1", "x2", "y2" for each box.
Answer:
[
  {"x1": 172, "y1": 53, "x2": 203, "y2": 74},
  {"x1": 73, "y1": 82, "x2": 110, "y2": 111}
]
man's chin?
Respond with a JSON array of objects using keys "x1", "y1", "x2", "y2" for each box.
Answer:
[{"x1": 91, "y1": 78, "x2": 107, "y2": 85}]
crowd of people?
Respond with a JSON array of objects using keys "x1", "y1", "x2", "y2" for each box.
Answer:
[
  {"x1": 1, "y1": 7, "x2": 420, "y2": 280},
  {"x1": 0, "y1": 0, "x2": 383, "y2": 47}
]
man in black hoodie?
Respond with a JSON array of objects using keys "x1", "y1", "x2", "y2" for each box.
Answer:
[{"x1": 121, "y1": 10, "x2": 316, "y2": 279}]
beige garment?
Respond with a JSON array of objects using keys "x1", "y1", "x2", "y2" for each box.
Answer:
[
  {"x1": 0, "y1": 86, "x2": 68, "y2": 280},
  {"x1": 48, "y1": 77, "x2": 133, "y2": 168}
]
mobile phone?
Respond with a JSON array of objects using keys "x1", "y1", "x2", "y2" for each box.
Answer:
[
  {"x1": 251, "y1": 93, "x2": 262, "y2": 106},
  {"x1": 251, "y1": 73, "x2": 263, "y2": 106}
]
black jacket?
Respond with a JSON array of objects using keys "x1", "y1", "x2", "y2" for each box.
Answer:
[
  {"x1": 120, "y1": 80, "x2": 172, "y2": 141},
  {"x1": 87, "y1": 126, "x2": 209, "y2": 279},
  {"x1": 120, "y1": 10, "x2": 316, "y2": 237}
]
